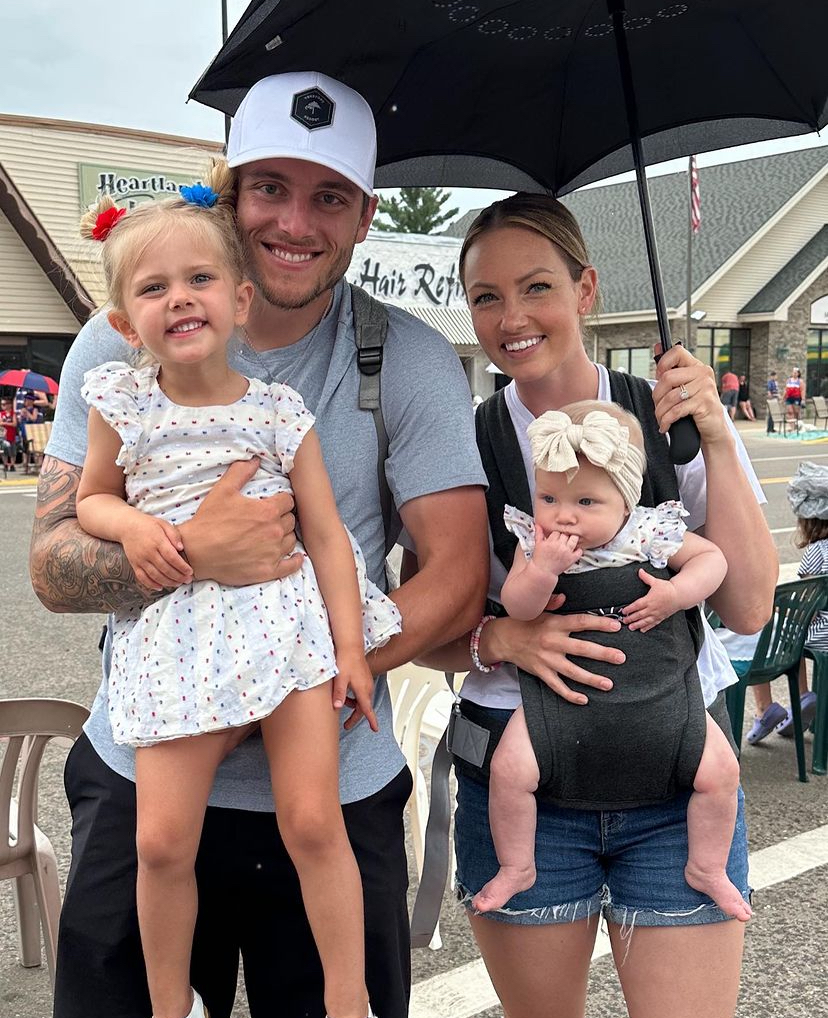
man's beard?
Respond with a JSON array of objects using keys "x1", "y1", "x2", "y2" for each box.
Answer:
[{"x1": 243, "y1": 237, "x2": 353, "y2": 310}]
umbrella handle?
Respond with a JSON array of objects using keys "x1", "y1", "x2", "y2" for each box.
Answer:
[{"x1": 668, "y1": 415, "x2": 701, "y2": 465}]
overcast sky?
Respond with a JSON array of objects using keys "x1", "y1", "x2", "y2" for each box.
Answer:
[{"x1": 3, "y1": 1, "x2": 825, "y2": 220}]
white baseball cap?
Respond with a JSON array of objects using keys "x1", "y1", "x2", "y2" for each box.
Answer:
[{"x1": 227, "y1": 72, "x2": 377, "y2": 196}]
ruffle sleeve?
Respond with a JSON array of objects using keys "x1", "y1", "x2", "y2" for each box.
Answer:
[
  {"x1": 503, "y1": 504, "x2": 536, "y2": 559},
  {"x1": 81, "y1": 361, "x2": 156, "y2": 473},
  {"x1": 641, "y1": 500, "x2": 688, "y2": 568},
  {"x1": 268, "y1": 383, "x2": 316, "y2": 473}
]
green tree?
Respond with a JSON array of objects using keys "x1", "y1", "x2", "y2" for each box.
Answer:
[{"x1": 374, "y1": 187, "x2": 460, "y2": 234}]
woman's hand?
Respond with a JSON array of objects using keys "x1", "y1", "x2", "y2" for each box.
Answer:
[
  {"x1": 483, "y1": 613, "x2": 625, "y2": 705},
  {"x1": 651, "y1": 343, "x2": 730, "y2": 448},
  {"x1": 333, "y1": 650, "x2": 379, "y2": 732}
]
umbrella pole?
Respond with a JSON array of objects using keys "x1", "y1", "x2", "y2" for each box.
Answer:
[
  {"x1": 608, "y1": 0, "x2": 700, "y2": 463},
  {"x1": 607, "y1": 0, "x2": 671, "y2": 351}
]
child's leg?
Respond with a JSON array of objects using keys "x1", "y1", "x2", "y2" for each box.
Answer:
[
  {"x1": 471, "y1": 705, "x2": 541, "y2": 914},
  {"x1": 260, "y1": 683, "x2": 369, "y2": 1018},
  {"x1": 750, "y1": 681, "x2": 773, "y2": 714},
  {"x1": 135, "y1": 734, "x2": 228, "y2": 1018},
  {"x1": 685, "y1": 715, "x2": 752, "y2": 922}
]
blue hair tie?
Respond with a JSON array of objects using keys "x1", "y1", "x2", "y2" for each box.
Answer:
[{"x1": 180, "y1": 183, "x2": 219, "y2": 208}]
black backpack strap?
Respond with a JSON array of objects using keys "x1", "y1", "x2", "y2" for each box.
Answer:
[
  {"x1": 350, "y1": 284, "x2": 394, "y2": 555},
  {"x1": 475, "y1": 389, "x2": 533, "y2": 574}
]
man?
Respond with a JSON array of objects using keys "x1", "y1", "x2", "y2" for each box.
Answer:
[
  {"x1": 719, "y1": 369, "x2": 739, "y2": 420},
  {"x1": 766, "y1": 369, "x2": 779, "y2": 433},
  {"x1": 30, "y1": 72, "x2": 488, "y2": 1018}
]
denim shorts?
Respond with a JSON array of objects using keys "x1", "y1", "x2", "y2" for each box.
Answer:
[{"x1": 455, "y1": 735, "x2": 750, "y2": 928}]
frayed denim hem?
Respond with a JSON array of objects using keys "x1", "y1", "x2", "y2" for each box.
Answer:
[{"x1": 455, "y1": 879, "x2": 604, "y2": 926}]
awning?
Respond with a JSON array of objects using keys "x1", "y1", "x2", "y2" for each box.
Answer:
[{"x1": 400, "y1": 305, "x2": 479, "y2": 347}]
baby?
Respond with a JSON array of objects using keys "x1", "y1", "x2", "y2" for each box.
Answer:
[{"x1": 473, "y1": 400, "x2": 751, "y2": 923}]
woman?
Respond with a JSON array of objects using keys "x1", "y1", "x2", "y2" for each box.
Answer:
[
  {"x1": 418, "y1": 194, "x2": 776, "y2": 1018},
  {"x1": 738, "y1": 375, "x2": 756, "y2": 421},
  {"x1": 784, "y1": 367, "x2": 804, "y2": 424}
]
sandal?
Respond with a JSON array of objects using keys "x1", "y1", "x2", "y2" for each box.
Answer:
[
  {"x1": 775, "y1": 691, "x2": 818, "y2": 738},
  {"x1": 746, "y1": 702, "x2": 788, "y2": 744}
]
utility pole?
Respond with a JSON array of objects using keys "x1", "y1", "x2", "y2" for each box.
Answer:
[{"x1": 222, "y1": 0, "x2": 231, "y2": 143}]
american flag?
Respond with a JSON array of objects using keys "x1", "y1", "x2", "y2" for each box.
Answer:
[{"x1": 690, "y1": 155, "x2": 701, "y2": 234}]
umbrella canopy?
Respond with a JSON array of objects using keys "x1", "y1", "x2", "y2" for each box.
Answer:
[
  {"x1": 191, "y1": 0, "x2": 828, "y2": 197},
  {"x1": 0, "y1": 369, "x2": 59, "y2": 395}
]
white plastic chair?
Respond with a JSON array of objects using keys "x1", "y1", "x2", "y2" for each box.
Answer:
[
  {"x1": 387, "y1": 665, "x2": 455, "y2": 950},
  {"x1": 0, "y1": 697, "x2": 89, "y2": 985}
]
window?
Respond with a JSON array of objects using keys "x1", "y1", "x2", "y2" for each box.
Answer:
[
  {"x1": 607, "y1": 347, "x2": 652, "y2": 378},
  {"x1": 807, "y1": 328, "x2": 828, "y2": 398},
  {"x1": 696, "y1": 327, "x2": 750, "y2": 382}
]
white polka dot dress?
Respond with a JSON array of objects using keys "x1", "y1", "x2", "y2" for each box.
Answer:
[
  {"x1": 504, "y1": 501, "x2": 688, "y2": 571},
  {"x1": 82, "y1": 362, "x2": 401, "y2": 747}
]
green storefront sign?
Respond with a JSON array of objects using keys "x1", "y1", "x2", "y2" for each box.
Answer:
[{"x1": 78, "y1": 163, "x2": 202, "y2": 212}]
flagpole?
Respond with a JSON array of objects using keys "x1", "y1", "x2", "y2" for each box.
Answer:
[{"x1": 686, "y1": 155, "x2": 693, "y2": 349}]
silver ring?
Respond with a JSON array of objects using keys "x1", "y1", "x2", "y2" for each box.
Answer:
[{"x1": 679, "y1": 385, "x2": 690, "y2": 401}]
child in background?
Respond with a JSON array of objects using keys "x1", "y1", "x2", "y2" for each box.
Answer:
[
  {"x1": 75, "y1": 165, "x2": 397, "y2": 1018},
  {"x1": 473, "y1": 401, "x2": 751, "y2": 923},
  {"x1": 747, "y1": 461, "x2": 824, "y2": 742}
]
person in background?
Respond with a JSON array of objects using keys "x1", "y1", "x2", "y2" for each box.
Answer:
[
  {"x1": 747, "y1": 462, "x2": 823, "y2": 743},
  {"x1": 719, "y1": 370, "x2": 739, "y2": 420},
  {"x1": 16, "y1": 392, "x2": 40, "y2": 465},
  {"x1": 766, "y1": 370, "x2": 779, "y2": 433},
  {"x1": 0, "y1": 396, "x2": 16, "y2": 470},
  {"x1": 737, "y1": 375, "x2": 756, "y2": 421},
  {"x1": 784, "y1": 367, "x2": 805, "y2": 425}
]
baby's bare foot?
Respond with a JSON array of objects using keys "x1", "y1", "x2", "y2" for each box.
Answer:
[
  {"x1": 685, "y1": 864, "x2": 752, "y2": 922},
  {"x1": 471, "y1": 865, "x2": 536, "y2": 913}
]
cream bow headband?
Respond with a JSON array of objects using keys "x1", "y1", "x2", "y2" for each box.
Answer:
[{"x1": 527, "y1": 409, "x2": 646, "y2": 512}]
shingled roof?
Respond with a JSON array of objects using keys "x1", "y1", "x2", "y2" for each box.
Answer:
[
  {"x1": 444, "y1": 146, "x2": 828, "y2": 315},
  {"x1": 740, "y1": 225, "x2": 828, "y2": 315}
]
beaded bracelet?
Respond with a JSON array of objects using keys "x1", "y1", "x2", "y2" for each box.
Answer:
[{"x1": 470, "y1": 614, "x2": 501, "y2": 673}]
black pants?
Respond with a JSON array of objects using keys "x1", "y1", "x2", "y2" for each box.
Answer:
[{"x1": 54, "y1": 735, "x2": 412, "y2": 1018}]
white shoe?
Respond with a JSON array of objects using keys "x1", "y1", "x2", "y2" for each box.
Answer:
[{"x1": 185, "y1": 989, "x2": 208, "y2": 1018}]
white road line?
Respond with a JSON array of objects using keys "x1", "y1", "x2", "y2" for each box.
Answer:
[
  {"x1": 410, "y1": 824, "x2": 828, "y2": 1018},
  {"x1": 770, "y1": 527, "x2": 795, "y2": 535},
  {"x1": 750, "y1": 453, "x2": 828, "y2": 462}
]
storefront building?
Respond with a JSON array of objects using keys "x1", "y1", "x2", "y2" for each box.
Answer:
[{"x1": 2, "y1": 112, "x2": 827, "y2": 414}]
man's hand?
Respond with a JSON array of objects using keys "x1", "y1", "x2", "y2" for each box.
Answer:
[
  {"x1": 121, "y1": 516, "x2": 193, "y2": 591},
  {"x1": 178, "y1": 458, "x2": 303, "y2": 586},
  {"x1": 623, "y1": 569, "x2": 681, "y2": 632},
  {"x1": 333, "y1": 650, "x2": 379, "y2": 732}
]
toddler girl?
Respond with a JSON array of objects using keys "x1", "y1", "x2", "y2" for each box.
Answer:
[
  {"x1": 473, "y1": 400, "x2": 751, "y2": 923},
  {"x1": 747, "y1": 460, "x2": 826, "y2": 740},
  {"x1": 75, "y1": 166, "x2": 397, "y2": 1018}
]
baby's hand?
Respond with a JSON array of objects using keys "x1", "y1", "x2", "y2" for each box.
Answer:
[
  {"x1": 332, "y1": 650, "x2": 379, "y2": 733},
  {"x1": 121, "y1": 515, "x2": 194, "y2": 592},
  {"x1": 623, "y1": 569, "x2": 680, "y2": 631},
  {"x1": 532, "y1": 527, "x2": 583, "y2": 575}
]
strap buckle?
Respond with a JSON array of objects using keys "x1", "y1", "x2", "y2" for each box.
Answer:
[{"x1": 357, "y1": 346, "x2": 383, "y2": 376}]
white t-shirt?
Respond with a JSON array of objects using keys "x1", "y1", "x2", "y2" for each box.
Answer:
[{"x1": 462, "y1": 364, "x2": 767, "y2": 709}]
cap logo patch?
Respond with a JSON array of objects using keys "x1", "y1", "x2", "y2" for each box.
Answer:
[{"x1": 291, "y1": 88, "x2": 335, "y2": 130}]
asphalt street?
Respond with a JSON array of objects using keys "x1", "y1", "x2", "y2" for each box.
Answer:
[{"x1": 1, "y1": 420, "x2": 828, "y2": 1017}]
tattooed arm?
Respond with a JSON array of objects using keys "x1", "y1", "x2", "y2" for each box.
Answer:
[
  {"x1": 30, "y1": 455, "x2": 301, "y2": 614},
  {"x1": 30, "y1": 456, "x2": 153, "y2": 614}
]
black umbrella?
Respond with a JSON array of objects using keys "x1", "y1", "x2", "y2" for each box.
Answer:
[{"x1": 191, "y1": 0, "x2": 828, "y2": 462}]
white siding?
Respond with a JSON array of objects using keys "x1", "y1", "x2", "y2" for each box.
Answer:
[
  {"x1": 0, "y1": 210, "x2": 80, "y2": 333},
  {"x1": 702, "y1": 174, "x2": 828, "y2": 321},
  {"x1": 0, "y1": 117, "x2": 220, "y2": 307}
]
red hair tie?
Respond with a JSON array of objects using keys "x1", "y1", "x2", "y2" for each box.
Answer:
[{"x1": 92, "y1": 206, "x2": 127, "y2": 241}]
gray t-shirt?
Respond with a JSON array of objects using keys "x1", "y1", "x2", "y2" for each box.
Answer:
[{"x1": 47, "y1": 281, "x2": 486, "y2": 807}]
